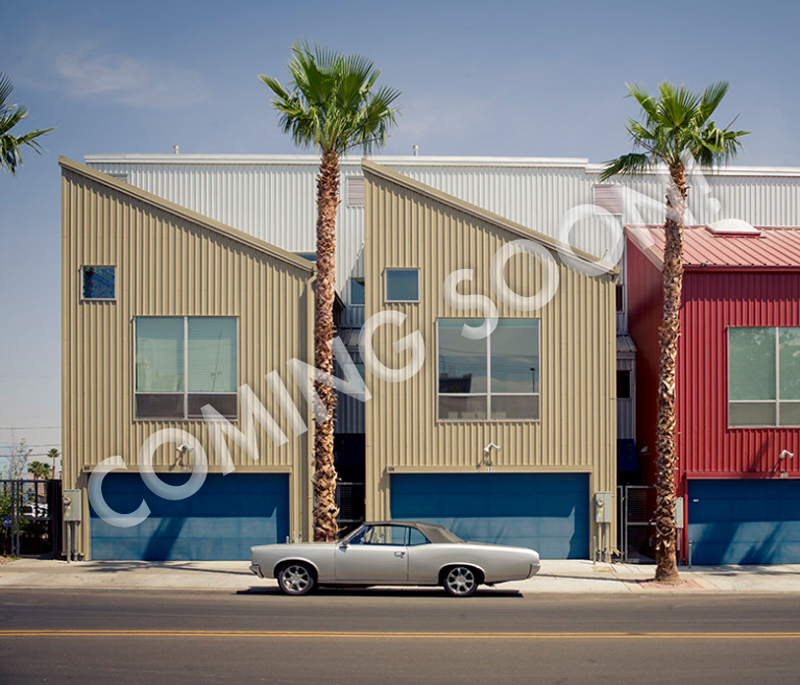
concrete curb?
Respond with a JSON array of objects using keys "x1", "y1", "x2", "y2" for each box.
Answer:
[{"x1": 2, "y1": 558, "x2": 799, "y2": 594}]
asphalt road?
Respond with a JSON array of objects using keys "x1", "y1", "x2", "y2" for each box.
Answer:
[{"x1": 1, "y1": 588, "x2": 799, "y2": 684}]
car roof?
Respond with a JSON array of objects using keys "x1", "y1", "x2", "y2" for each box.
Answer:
[{"x1": 362, "y1": 521, "x2": 464, "y2": 544}]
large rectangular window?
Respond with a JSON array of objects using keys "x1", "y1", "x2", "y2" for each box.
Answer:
[
  {"x1": 729, "y1": 326, "x2": 800, "y2": 427},
  {"x1": 438, "y1": 319, "x2": 539, "y2": 421},
  {"x1": 135, "y1": 317, "x2": 237, "y2": 420}
]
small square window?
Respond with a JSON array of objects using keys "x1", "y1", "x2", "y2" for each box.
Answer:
[
  {"x1": 350, "y1": 278, "x2": 365, "y2": 306},
  {"x1": 385, "y1": 269, "x2": 419, "y2": 303},
  {"x1": 82, "y1": 266, "x2": 116, "y2": 300}
]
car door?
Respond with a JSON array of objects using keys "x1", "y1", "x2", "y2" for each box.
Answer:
[{"x1": 334, "y1": 524, "x2": 409, "y2": 582}]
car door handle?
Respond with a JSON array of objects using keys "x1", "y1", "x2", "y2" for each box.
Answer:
[{"x1": 394, "y1": 551, "x2": 406, "y2": 558}]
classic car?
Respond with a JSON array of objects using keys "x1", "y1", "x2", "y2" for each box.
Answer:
[{"x1": 250, "y1": 521, "x2": 540, "y2": 597}]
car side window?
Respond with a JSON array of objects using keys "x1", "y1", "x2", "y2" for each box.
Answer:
[
  {"x1": 347, "y1": 525, "x2": 430, "y2": 546},
  {"x1": 406, "y1": 528, "x2": 431, "y2": 546},
  {"x1": 350, "y1": 525, "x2": 401, "y2": 545},
  {"x1": 363, "y1": 526, "x2": 387, "y2": 544}
]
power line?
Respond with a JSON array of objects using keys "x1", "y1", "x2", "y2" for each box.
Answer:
[
  {"x1": 0, "y1": 455, "x2": 60, "y2": 460},
  {"x1": 0, "y1": 426, "x2": 61, "y2": 430}
]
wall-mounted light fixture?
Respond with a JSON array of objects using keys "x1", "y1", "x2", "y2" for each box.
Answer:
[
  {"x1": 778, "y1": 449, "x2": 794, "y2": 478},
  {"x1": 175, "y1": 443, "x2": 194, "y2": 471},
  {"x1": 481, "y1": 443, "x2": 501, "y2": 469}
]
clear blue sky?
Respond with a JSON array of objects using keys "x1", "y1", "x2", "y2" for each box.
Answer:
[{"x1": 2, "y1": 0, "x2": 799, "y2": 465}]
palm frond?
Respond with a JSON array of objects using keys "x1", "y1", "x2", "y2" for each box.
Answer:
[
  {"x1": 258, "y1": 74, "x2": 289, "y2": 101},
  {"x1": 600, "y1": 153, "x2": 650, "y2": 181},
  {"x1": 626, "y1": 83, "x2": 658, "y2": 121},
  {"x1": 698, "y1": 81, "x2": 730, "y2": 124},
  {"x1": 0, "y1": 73, "x2": 14, "y2": 107},
  {"x1": 659, "y1": 82, "x2": 699, "y2": 128},
  {"x1": 0, "y1": 72, "x2": 54, "y2": 175},
  {"x1": 627, "y1": 120, "x2": 657, "y2": 150}
]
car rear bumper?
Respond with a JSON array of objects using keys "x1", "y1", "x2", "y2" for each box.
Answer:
[
  {"x1": 528, "y1": 563, "x2": 541, "y2": 578},
  {"x1": 249, "y1": 563, "x2": 264, "y2": 578}
]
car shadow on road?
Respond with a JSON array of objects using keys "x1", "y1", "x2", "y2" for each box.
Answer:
[{"x1": 236, "y1": 586, "x2": 523, "y2": 598}]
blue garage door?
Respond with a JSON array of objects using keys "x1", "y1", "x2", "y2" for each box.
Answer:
[
  {"x1": 390, "y1": 473, "x2": 589, "y2": 559},
  {"x1": 90, "y1": 473, "x2": 289, "y2": 561},
  {"x1": 688, "y1": 479, "x2": 800, "y2": 565}
]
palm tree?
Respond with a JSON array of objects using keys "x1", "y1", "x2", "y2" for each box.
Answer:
[
  {"x1": 0, "y1": 73, "x2": 54, "y2": 175},
  {"x1": 46, "y1": 448, "x2": 60, "y2": 478},
  {"x1": 261, "y1": 42, "x2": 400, "y2": 542},
  {"x1": 601, "y1": 81, "x2": 748, "y2": 583},
  {"x1": 27, "y1": 461, "x2": 51, "y2": 480}
]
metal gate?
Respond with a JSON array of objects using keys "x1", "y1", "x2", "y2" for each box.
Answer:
[
  {"x1": 618, "y1": 485, "x2": 656, "y2": 563},
  {"x1": 1, "y1": 479, "x2": 62, "y2": 557},
  {"x1": 335, "y1": 481, "x2": 365, "y2": 536}
]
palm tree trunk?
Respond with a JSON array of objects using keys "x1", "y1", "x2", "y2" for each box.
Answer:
[
  {"x1": 312, "y1": 149, "x2": 340, "y2": 542},
  {"x1": 653, "y1": 166, "x2": 688, "y2": 583}
]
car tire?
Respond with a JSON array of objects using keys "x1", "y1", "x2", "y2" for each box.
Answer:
[
  {"x1": 277, "y1": 562, "x2": 317, "y2": 596},
  {"x1": 442, "y1": 566, "x2": 479, "y2": 597}
]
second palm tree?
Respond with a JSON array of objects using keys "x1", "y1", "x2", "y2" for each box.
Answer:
[{"x1": 261, "y1": 43, "x2": 400, "y2": 541}]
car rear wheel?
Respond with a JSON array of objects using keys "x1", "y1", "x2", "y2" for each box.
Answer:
[
  {"x1": 443, "y1": 566, "x2": 479, "y2": 597},
  {"x1": 277, "y1": 562, "x2": 316, "y2": 596}
]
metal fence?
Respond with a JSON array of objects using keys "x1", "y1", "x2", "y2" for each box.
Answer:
[
  {"x1": 1, "y1": 479, "x2": 62, "y2": 558},
  {"x1": 617, "y1": 485, "x2": 656, "y2": 563},
  {"x1": 335, "y1": 481, "x2": 365, "y2": 536}
]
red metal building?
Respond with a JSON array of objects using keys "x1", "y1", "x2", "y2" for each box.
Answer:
[{"x1": 627, "y1": 222, "x2": 800, "y2": 564}]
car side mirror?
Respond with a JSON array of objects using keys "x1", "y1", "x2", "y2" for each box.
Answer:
[{"x1": 338, "y1": 541, "x2": 349, "y2": 549}]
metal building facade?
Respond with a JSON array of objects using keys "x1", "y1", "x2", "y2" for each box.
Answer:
[
  {"x1": 74, "y1": 152, "x2": 800, "y2": 559},
  {"x1": 61, "y1": 158, "x2": 316, "y2": 558},
  {"x1": 361, "y1": 161, "x2": 617, "y2": 557},
  {"x1": 627, "y1": 227, "x2": 800, "y2": 563}
]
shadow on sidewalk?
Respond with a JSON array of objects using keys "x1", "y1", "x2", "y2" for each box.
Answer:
[
  {"x1": 77, "y1": 562, "x2": 250, "y2": 577},
  {"x1": 694, "y1": 565, "x2": 800, "y2": 577},
  {"x1": 536, "y1": 573, "x2": 629, "y2": 584}
]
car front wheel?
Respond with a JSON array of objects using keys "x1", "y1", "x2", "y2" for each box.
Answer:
[
  {"x1": 277, "y1": 562, "x2": 316, "y2": 596},
  {"x1": 443, "y1": 566, "x2": 479, "y2": 597}
]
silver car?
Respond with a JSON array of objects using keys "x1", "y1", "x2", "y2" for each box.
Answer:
[{"x1": 250, "y1": 521, "x2": 540, "y2": 597}]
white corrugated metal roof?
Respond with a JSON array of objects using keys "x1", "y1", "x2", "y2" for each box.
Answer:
[
  {"x1": 85, "y1": 153, "x2": 800, "y2": 177},
  {"x1": 85, "y1": 153, "x2": 592, "y2": 168}
]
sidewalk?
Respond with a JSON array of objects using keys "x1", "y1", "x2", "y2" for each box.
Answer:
[{"x1": 2, "y1": 557, "x2": 799, "y2": 593}]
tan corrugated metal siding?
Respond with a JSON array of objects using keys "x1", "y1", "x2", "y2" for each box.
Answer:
[
  {"x1": 361, "y1": 162, "x2": 617, "y2": 542},
  {"x1": 61, "y1": 158, "x2": 315, "y2": 554}
]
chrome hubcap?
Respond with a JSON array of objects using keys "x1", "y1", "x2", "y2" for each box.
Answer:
[
  {"x1": 284, "y1": 566, "x2": 309, "y2": 592},
  {"x1": 448, "y1": 568, "x2": 475, "y2": 594}
]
